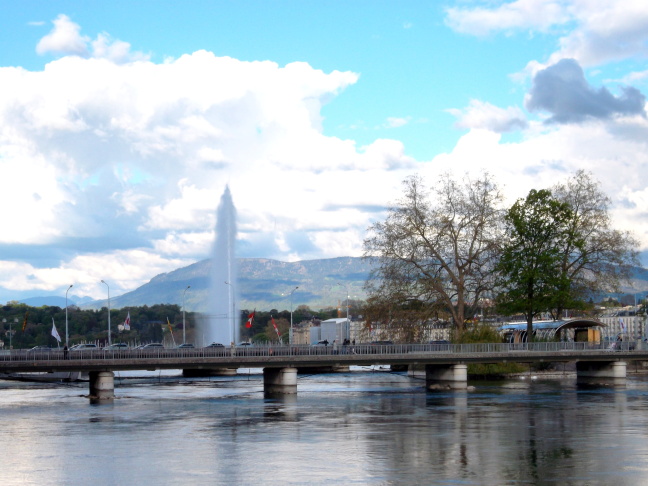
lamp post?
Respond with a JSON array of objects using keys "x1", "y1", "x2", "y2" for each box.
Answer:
[
  {"x1": 183, "y1": 285, "x2": 190, "y2": 345},
  {"x1": 100, "y1": 280, "x2": 111, "y2": 346},
  {"x1": 289, "y1": 286, "x2": 299, "y2": 345},
  {"x1": 2, "y1": 318, "x2": 5, "y2": 351},
  {"x1": 65, "y1": 284, "x2": 73, "y2": 348}
]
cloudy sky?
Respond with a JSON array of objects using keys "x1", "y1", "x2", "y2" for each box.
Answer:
[{"x1": 1, "y1": 0, "x2": 647, "y2": 303}]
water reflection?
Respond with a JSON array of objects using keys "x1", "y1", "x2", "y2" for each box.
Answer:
[{"x1": 2, "y1": 373, "x2": 648, "y2": 485}]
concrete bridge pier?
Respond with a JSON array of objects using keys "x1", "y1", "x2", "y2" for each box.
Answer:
[
  {"x1": 263, "y1": 367, "x2": 298, "y2": 396},
  {"x1": 425, "y1": 364, "x2": 468, "y2": 390},
  {"x1": 89, "y1": 371, "x2": 115, "y2": 400},
  {"x1": 576, "y1": 361, "x2": 627, "y2": 385}
]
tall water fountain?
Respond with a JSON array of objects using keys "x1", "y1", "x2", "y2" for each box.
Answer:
[{"x1": 202, "y1": 186, "x2": 238, "y2": 346}]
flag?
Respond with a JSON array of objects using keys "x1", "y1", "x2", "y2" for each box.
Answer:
[
  {"x1": 51, "y1": 318, "x2": 61, "y2": 343},
  {"x1": 124, "y1": 312, "x2": 131, "y2": 331},
  {"x1": 246, "y1": 310, "x2": 255, "y2": 328},
  {"x1": 22, "y1": 311, "x2": 29, "y2": 332},
  {"x1": 271, "y1": 315, "x2": 281, "y2": 338},
  {"x1": 167, "y1": 317, "x2": 173, "y2": 333},
  {"x1": 619, "y1": 318, "x2": 625, "y2": 332}
]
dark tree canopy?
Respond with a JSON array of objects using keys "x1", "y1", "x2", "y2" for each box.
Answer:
[{"x1": 496, "y1": 189, "x2": 579, "y2": 337}]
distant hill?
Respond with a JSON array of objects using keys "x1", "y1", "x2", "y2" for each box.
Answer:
[
  {"x1": 19, "y1": 295, "x2": 93, "y2": 308},
  {"x1": 82, "y1": 257, "x2": 376, "y2": 312}
]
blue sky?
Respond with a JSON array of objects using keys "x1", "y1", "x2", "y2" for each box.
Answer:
[{"x1": 1, "y1": 0, "x2": 647, "y2": 303}]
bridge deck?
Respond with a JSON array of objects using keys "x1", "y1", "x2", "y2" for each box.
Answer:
[{"x1": 1, "y1": 342, "x2": 645, "y2": 374}]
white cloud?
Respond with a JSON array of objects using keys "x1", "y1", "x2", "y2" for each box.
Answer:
[
  {"x1": 550, "y1": 0, "x2": 648, "y2": 66},
  {"x1": 448, "y1": 100, "x2": 528, "y2": 132},
  {"x1": 420, "y1": 120, "x2": 648, "y2": 254},
  {"x1": 385, "y1": 117, "x2": 411, "y2": 128},
  {"x1": 35, "y1": 14, "x2": 148, "y2": 63},
  {"x1": 91, "y1": 33, "x2": 149, "y2": 64},
  {"x1": 445, "y1": 1, "x2": 648, "y2": 68},
  {"x1": 36, "y1": 14, "x2": 89, "y2": 56},
  {"x1": 612, "y1": 70, "x2": 648, "y2": 86},
  {"x1": 2, "y1": 12, "x2": 647, "y2": 303},
  {"x1": 445, "y1": 0, "x2": 571, "y2": 36},
  {"x1": 2, "y1": 24, "x2": 426, "y2": 300},
  {"x1": 0, "y1": 250, "x2": 189, "y2": 300}
]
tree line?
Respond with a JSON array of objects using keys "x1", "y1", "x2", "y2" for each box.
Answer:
[
  {"x1": 0, "y1": 303, "x2": 193, "y2": 349},
  {"x1": 363, "y1": 170, "x2": 640, "y2": 340},
  {"x1": 0, "y1": 301, "x2": 361, "y2": 349}
]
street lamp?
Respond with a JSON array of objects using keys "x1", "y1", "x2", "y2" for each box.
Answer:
[
  {"x1": 100, "y1": 280, "x2": 111, "y2": 346},
  {"x1": 183, "y1": 285, "x2": 190, "y2": 345},
  {"x1": 289, "y1": 286, "x2": 299, "y2": 345},
  {"x1": 65, "y1": 284, "x2": 73, "y2": 348},
  {"x1": 2, "y1": 318, "x2": 5, "y2": 351}
]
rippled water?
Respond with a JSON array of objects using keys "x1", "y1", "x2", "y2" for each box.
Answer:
[{"x1": 1, "y1": 368, "x2": 648, "y2": 485}]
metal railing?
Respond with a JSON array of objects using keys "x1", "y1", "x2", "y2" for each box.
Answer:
[{"x1": 0, "y1": 340, "x2": 641, "y2": 363}]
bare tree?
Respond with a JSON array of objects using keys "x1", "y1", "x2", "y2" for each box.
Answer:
[
  {"x1": 364, "y1": 173, "x2": 503, "y2": 334},
  {"x1": 551, "y1": 170, "x2": 640, "y2": 318}
]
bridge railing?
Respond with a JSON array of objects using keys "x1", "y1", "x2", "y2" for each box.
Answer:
[{"x1": 0, "y1": 340, "x2": 637, "y2": 363}]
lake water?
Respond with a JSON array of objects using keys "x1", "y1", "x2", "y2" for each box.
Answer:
[{"x1": 1, "y1": 368, "x2": 648, "y2": 485}]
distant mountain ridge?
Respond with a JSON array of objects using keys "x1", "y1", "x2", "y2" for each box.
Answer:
[
  {"x1": 18, "y1": 295, "x2": 93, "y2": 308},
  {"x1": 21, "y1": 257, "x2": 648, "y2": 311},
  {"x1": 81, "y1": 256, "x2": 375, "y2": 312}
]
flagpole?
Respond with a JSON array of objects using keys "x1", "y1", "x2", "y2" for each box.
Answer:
[{"x1": 65, "y1": 284, "x2": 73, "y2": 348}]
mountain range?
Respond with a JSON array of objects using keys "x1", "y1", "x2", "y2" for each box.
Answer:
[
  {"x1": 18, "y1": 257, "x2": 648, "y2": 312},
  {"x1": 80, "y1": 256, "x2": 376, "y2": 312}
]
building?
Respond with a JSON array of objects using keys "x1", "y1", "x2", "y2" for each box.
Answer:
[{"x1": 310, "y1": 318, "x2": 350, "y2": 344}]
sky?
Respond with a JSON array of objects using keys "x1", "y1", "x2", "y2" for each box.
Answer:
[{"x1": 1, "y1": 0, "x2": 647, "y2": 303}]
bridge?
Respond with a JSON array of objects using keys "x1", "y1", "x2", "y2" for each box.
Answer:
[{"x1": 1, "y1": 342, "x2": 645, "y2": 399}]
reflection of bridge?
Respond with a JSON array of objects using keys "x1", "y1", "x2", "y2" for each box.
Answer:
[{"x1": 1, "y1": 342, "x2": 645, "y2": 399}]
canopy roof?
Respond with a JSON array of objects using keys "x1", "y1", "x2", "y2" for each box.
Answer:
[{"x1": 500, "y1": 318, "x2": 606, "y2": 333}]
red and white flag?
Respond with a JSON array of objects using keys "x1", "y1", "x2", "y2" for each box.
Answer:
[
  {"x1": 271, "y1": 315, "x2": 281, "y2": 338},
  {"x1": 245, "y1": 310, "x2": 255, "y2": 328},
  {"x1": 124, "y1": 312, "x2": 131, "y2": 331}
]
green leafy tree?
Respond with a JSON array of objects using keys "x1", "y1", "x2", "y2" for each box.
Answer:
[{"x1": 496, "y1": 189, "x2": 574, "y2": 339}]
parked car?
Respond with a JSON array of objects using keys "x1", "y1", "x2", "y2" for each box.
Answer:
[
  {"x1": 204, "y1": 342, "x2": 225, "y2": 348},
  {"x1": 135, "y1": 343, "x2": 164, "y2": 349},
  {"x1": 28, "y1": 345, "x2": 52, "y2": 352},
  {"x1": 70, "y1": 343, "x2": 98, "y2": 351},
  {"x1": 176, "y1": 343, "x2": 195, "y2": 349},
  {"x1": 104, "y1": 343, "x2": 128, "y2": 351}
]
